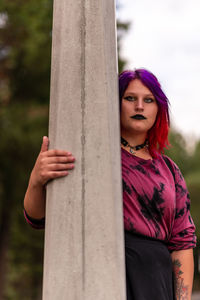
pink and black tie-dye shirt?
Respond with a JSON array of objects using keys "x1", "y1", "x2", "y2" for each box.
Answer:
[
  {"x1": 122, "y1": 148, "x2": 196, "y2": 251},
  {"x1": 24, "y1": 147, "x2": 196, "y2": 251}
]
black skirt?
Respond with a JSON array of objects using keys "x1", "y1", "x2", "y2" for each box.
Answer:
[{"x1": 125, "y1": 231, "x2": 175, "y2": 300}]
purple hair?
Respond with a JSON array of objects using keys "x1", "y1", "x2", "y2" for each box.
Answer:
[{"x1": 119, "y1": 69, "x2": 170, "y2": 156}]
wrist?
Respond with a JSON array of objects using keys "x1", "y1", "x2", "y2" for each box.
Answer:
[{"x1": 29, "y1": 172, "x2": 44, "y2": 190}]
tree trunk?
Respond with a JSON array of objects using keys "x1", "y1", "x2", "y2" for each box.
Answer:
[{"x1": 0, "y1": 197, "x2": 11, "y2": 300}]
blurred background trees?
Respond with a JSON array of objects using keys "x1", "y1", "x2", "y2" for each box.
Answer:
[
  {"x1": 0, "y1": 1, "x2": 51, "y2": 299},
  {"x1": 0, "y1": 0, "x2": 199, "y2": 299}
]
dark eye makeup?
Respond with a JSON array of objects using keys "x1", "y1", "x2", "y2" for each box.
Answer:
[
  {"x1": 123, "y1": 96, "x2": 155, "y2": 103},
  {"x1": 144, "y1": 98, "x2": 155, "y2": 103},
  {"x1": 123, "y1": 96, "x2": 136, "y2": 101}
]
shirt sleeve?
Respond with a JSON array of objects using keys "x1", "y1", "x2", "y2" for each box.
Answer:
[
  {"x1": 24, "y1": 209, "x2": 45, "y2": 230},
  {"x1": 167, "y1": 159, "x2": 196, "y2": 251}
]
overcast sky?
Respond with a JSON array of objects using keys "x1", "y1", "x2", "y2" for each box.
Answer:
[{"x1": 117, "y1": 0, "x2": 200, "y2": 144}]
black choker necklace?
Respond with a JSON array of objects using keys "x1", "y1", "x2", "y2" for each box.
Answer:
[{"x1": 121, "y1": 137, "x2": 148, "y2": 154}]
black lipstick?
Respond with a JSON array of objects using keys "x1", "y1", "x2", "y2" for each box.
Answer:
[{"x1": 131, "y1": 114, "x2": 146, "y2": 120}]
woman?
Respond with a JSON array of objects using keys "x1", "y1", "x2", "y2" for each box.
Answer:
[{"x1": 24, "y1": 68, "x2": 196, "y2": 300}]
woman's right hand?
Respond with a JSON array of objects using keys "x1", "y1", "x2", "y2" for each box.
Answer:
[{"x1": 30, "y1": 136, "x2": 75, "y2": 188}]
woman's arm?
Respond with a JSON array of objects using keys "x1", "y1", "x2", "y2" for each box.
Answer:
[
  {"x1": 24, "y1": 136, "x2": 75, "y2": 219},
  {"x1": 171, "y1": 249, "x2": 194, "y2": 300}
]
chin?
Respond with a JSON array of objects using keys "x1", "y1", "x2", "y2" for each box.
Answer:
[
  {"x1": 121, "y1": 124, "x2": 150, "y2": 136},
  {"x1": 130, "y1": 126, "x2": 149, "y2": 134}
]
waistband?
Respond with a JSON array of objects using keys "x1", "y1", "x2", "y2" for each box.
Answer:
[{"x1": 125, "y1": 230, "x2": 167, "y2": 248}]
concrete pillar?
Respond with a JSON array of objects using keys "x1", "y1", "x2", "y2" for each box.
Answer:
[{"x1": 42, "y1": 0, "x2": 126, "y2": 299}]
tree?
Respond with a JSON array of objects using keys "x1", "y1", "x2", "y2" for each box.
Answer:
[
  {"x1": 0, "y1": 103, "x2": 48, "y2": 299},
  {"x1": 0, "y1": 0, "x2": 53, "y2": 105},
  {"x1": 0, "y1": 0, "x2": 52, "y2": 297},
  {"x1": 117, "y1": 20, "x2": 130, "y2": 73},
  {"x1": 116, "y1": 1, "x2": 130, "y2": 73}
]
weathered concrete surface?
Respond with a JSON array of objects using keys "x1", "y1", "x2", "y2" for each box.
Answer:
[{"x1": 42, "y1": 0, "x2": 126, "y2": 299}]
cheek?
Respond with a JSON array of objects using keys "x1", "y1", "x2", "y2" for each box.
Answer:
[
  {"x1": 120, "y1": 110, "x2": 126, "y2": 125},
  {"x1": 120, "y1": 105, "x2": 130, "y2": 128},
  {"x1": 154, "y1": 108, "x2": 158, "y2": 120},
  {"x1": 120, "y1": 103, "x2": 128, "y2": 119},
  {"x1": 148, "y1": 107, "x2": 158, "y2": 127},
  {"x1": 152, "y1": 105, "x2": 158, "y2": 121}
]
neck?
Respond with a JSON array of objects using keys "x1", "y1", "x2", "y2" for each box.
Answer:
[
  {"x1": 120, "y1": 130, "x2": 147, "y2": 147},
  {"x1": 120, "y1": 131, "x2": 152, "y2": 160}
]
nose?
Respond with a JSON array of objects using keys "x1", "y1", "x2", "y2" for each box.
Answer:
[{"x1": 135, "y1": 98, "x2": 144, "y2": 111}]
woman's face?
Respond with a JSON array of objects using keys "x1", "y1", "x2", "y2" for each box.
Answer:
[{"x1": 120, "y1": 79, "x2": 158, "y2": 137}]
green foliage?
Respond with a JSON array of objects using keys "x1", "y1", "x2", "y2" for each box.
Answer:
[
  {"x1": 185, "y1": 172, "x2": 200, "y2": 237},
  {"x1": 116, "y1": 0, "x2": 130, "y2": 72},
  {"x1": 117, "y1": 20, "x2": 130, "y2": 73},
  {"x1": 0, "y1": 0, "x2": 53, "y2": 104},
  {"x1": 0, "y1": 103, "x2": 48, "y2": 299},
  {"x1": 0, "y1": 2, "x2": 51, "y2": 295},
  {"x1": 189, "y1": 141, "x2": 200, "y2": 173},
  {"x1": 165, "y1": 129, "x2": 190, "y2": 175},
  {"x1": 6, "y1": 210, "x2": 44, "y2": 300},
  {"x1": 184, "y1": 170, "x2": 200, "y2": 290}
]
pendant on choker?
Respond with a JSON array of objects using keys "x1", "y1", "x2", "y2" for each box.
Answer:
[
  {"x1": 121, "y1": 137, "x2": 148, "y2": 155},
  {"x1": 129, "y1": 147, "x2": 136, "y2": 154}
]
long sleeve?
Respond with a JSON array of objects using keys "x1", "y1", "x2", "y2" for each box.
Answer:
[
  {"x1": 24, "y1": 209, "x2": 45, "y2": 229},
  {"x1": 166, "y1": 159, "x2": 196, "y2": 251}
]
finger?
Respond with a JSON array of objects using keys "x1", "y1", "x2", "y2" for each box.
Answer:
[
  {"x1": 41, "y1": 136, "x2": 49, "y2": 153},
  {"x1": 43, "y1": 156, "x2": 75, "y2": 164},
  {"x1": 48, "y1": 171, "x2": 69, "y2": 179},
  {"x1": 48, "y1": 163, "x2": 75, "y2": 171},
  {"x1": 46, "y1": 149, "x2": 72, "y2": 157}
]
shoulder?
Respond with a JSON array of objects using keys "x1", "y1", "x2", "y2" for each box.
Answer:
[
  {"x1": 161, "y1": 155, "x2": 180, "y2": 172},
  {"x1": 162, "y1": 155, "x2": 176, "y2": 166},
  {"x1": 162, "y1": 155, "x2": 186, "y2": 185}
]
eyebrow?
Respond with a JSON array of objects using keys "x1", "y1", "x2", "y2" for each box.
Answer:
[{"x1": 124, "y1": 92, "x2": 154, "y2": 98}]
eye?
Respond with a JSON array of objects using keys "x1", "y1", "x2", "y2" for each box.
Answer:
[
  {"x1": 144, "y1": 98, "x2": 155, "y2": 103},
  {"x1": 123, "y1": 96, "x2": 136, "y2": 102}
]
